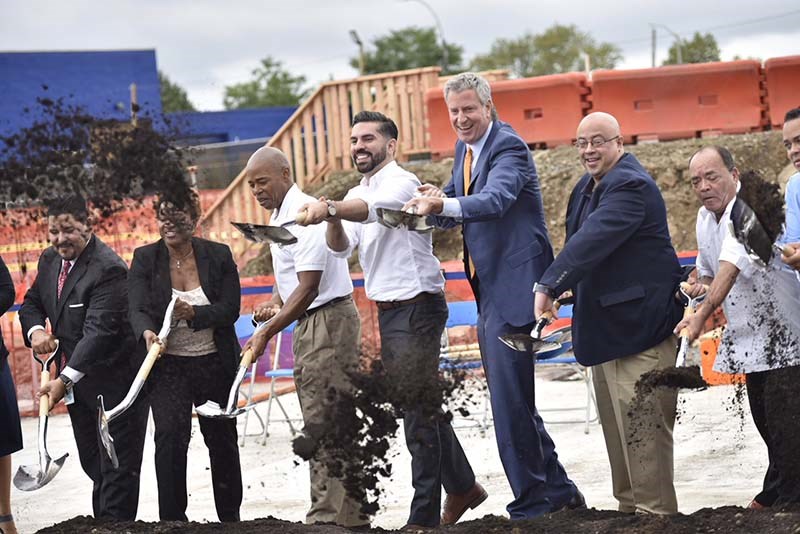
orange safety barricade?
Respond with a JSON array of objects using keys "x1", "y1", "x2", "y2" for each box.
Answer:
[
  {"x1": 591, "y1": 60, "x2": 767, "y2": 142},
  {"x1": 764, "y1": 55, "x2": 800, "y2": 127},
  {"x1": 425, "y1": 73, "x2": 591, "y2": 159}
]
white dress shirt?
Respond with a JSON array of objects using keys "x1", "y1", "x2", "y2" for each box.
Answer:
[
  {"x1": 441, "y1": 121, "x2": 494, "y2": 219},
  {"x1": 330, "y1": 160, "x2": 444, "y2": 302},
  {"x1": 696, "y1": 198, "x2": 800, "y2": 373},
  {"x1": 270, "y1": 184, "x2": 353, "y2": 307}
]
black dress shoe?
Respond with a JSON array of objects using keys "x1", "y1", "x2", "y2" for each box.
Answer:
[{"x1": 554, "y1": 489, "x2": 586, "y2": 512}]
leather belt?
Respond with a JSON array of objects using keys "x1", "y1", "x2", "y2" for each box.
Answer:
[
  {"x1": 299, "y1": 295, "x2": 351, "y2": 320},
  {"x1": 375, "y1": 291, "x2": 441, "y2": 311}
]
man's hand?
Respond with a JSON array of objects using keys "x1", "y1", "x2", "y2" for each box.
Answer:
[
  {"x1": 242, "y1": 330, "x2": 270, "y2": 362},
  {"x1": 534, "y1": 291, "x2": 558, "y2": 322},
  {"x1": 143, "y1": 330, "x2": 160, "y2": 351},
  {"x1": 172, "y1": 298, "x2": 195, "y2": 322},
  {"x1": 37, "y1": 378, "x2": 66, "y2": 411},
  {"x1": 678, "y1": 281, "x2": 708, "y2": 300},
  {"x1": 402, "y1": 197, "x2": 444, "y2": 216},
  {"x1": 416, "y1": 184, "x2": 447, "y2": 198},
  {"x1": 781, "y1": 242, "x2": 800, "y2": 271},
  {"x1": 298, "y1": 197, "x2": 331, "y2": 226},
  {"x1": 254, "y1": 302, "x2": 280, "y2": 323},
  {"x1": 673, "y1": 312, "x2": 705, "y2": 343},
  {"x1": 30, "y1": 330, "x2": 58, "y2": 355}
]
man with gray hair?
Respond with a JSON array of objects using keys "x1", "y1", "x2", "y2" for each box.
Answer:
[{"x1": 405, "y1": 73, "x2": 583, "y2": 519}]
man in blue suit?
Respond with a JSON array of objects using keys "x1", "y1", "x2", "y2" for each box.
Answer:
[
  {"x1": 533, "y1": 112, "x2": 683, "y2": 514},
  {"x1": 405, "y1": 72, "x2": 582, "y2": 519}
]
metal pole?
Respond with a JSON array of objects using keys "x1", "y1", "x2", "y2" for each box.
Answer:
[
  {"x1": 349, "y1": 30, "x2": 365, "y2": 76},
  {"x1": 650, "y1": 26, "x2": 657, "y2": 67},
  {"x1": 401, "y1": 0, "x2": 448, "y2": 72}
]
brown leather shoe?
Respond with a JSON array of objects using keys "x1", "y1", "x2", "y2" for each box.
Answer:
[{"x1": 441, "y1": 482, "x2": 489, "y2": 525}]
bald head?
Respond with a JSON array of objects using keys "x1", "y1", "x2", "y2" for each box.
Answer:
[
  {"x1": 245, "y1": 146, "x2": 294, "y2": 212},
  {"x1": 575, "y1": 112, "x2": 624, "y2": 180}
]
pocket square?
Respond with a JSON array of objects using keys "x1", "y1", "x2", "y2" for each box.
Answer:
[{"x1": 68, "y1": 303, "x2": 85, "y2": 308}]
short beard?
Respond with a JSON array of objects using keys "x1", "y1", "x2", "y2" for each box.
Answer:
[{"x1": 353, "y1": 147, "x2": 387, "y2": 174}]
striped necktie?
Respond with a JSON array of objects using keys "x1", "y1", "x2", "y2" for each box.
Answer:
[
  {"x1": 463, "y1": 148, "x2": 476, "y2": 279},
  {"x1": 57, "y1": 261, "x2": 71, "y2": 300}
]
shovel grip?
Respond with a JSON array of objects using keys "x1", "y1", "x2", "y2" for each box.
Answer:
[
  {"x1": 239, "y1": 347, "x2": 255, "y2": 368},
  {"x1": 39, "y1": 370, "x2": 50, "y2": 417},
  {"x1": 679, "y1": 300, "x2": 695, "y2": 339},
  {"x1": 137, "y1": 341, "x2": 163, "y2": 382},
  {"x1": 295, "y1": 210, "x2": 308, "y2": 226}
]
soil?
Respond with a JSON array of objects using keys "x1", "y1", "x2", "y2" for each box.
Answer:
[
  {"x1": 0, "y1": 93, "x2": 195, "y2": 222},
  {"x1": 736, "y1": 169, "x2": 785, "y2": 244},
  {"x1": 36, "y1": 506, "x2": 800, "y2": 533}
]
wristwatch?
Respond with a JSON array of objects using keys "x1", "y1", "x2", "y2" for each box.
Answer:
[
  {"x1": 325, "y1": 200, "x2": 337, "y2": 218},
  {"x1": 532, "y1": 282, "x2": 556, "y2": 298},
  {"x1": 58, "y1": 373, "x2": 74, "y2": 392}
]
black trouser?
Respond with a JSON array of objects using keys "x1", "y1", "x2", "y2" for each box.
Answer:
[
  {"x1": 149, "y1": 352, "x2": 242, "y2": 522},
  {"x1": 747, "y1": 364, "x2": 800, "y2": 506},
  {"x1": 377, "y1": 292, "x2": 475, "y2": 527},
  {"x1": 69, "y1": 371, "x2": 148, "y2": 520}
]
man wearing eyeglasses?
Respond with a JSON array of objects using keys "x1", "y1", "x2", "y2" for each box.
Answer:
[{"x1": 534, "y1": 112, "x2": 684, "y2": 515}]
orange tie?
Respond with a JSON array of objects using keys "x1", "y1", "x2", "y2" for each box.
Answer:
[{"x1": 463, "y1": 148, "x2": 476, "y2": 279}]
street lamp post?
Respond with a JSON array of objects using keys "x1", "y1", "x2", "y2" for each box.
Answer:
[
  {"x1": 649, "y1": 23, "x2": 683, "y2": 65},
  {"x1": 400, "y1": 0, "x2": 449, "y2": 72}
]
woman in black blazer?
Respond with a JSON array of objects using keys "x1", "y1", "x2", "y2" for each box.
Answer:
[
  {"x1": 128, "y1": 194, "x2": 243, "y2": 523},
  {"x1": 1, "y1": 255, "x2": 21, "y2": 534}
]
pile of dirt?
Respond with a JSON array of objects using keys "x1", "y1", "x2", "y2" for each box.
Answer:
[
  {"x1": 242, "y1": 131, "x2": 789, "y2": 275},
  {"x1": 37, "y1": 505, "x2": 800, "y2": 533}
]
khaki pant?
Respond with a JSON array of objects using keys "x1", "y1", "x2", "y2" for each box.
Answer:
[
  {"x1": 292, "y1": 297, "x2": 367, "y2": 527},
  {"x1": 592, "y1": 335, "x2": 678, "y2": 514}
]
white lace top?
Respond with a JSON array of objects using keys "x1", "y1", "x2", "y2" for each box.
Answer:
[{"x1": 166, "y1": 286, "x2": 217, "y2": 357}]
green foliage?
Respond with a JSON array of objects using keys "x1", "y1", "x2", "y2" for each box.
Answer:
[
  {"x1": 351, "y1": 26, "x2": 464, "y2": 75},
  {"x1": 470, "y1": 24, "x2": 622, "y2": 78},
  {"x1": 158, "y1": 71, "x2": 196, "y2": 113},
  {"x1": 663, "y1": 32, "x2": 721, "y2": 65},
  {"x1": 223, "y1": 57, "x2": 309, "y2": 109}
]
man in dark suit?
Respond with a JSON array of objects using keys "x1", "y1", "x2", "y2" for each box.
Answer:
[
  {"x1": 404, "y1": 72, "x2": 582, "y2": 519},
  {"x1": 19, "y1": 195, "x2": 148, "y2": 520},
  {"x1": 534, "y1": 112, "x2": 683, "y2": 514}
]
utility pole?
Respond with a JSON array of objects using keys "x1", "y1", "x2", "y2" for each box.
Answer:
[
  {"x1": 349, "y1": 30, "x2": 365, "y2": 76},
  {"x1": 400, "y1": 0, "x2": 449, "y2": 72},
  {"x1": 651, "y1": 26, "x2": 656, "y2": 67},
  {"x1": 650, "y1": 23, "x2": 683, "y2": 65}
]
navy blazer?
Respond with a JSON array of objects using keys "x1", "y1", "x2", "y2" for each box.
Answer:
[
  {"x1": 127, "y1": 237, "x2": 242, "y2": 376},
  {"x1": 539, "y1": 153, "x2": 683, "y2": 366},
  {"x1": 436, "y1": 121, "x2": 553, "y2": 327},
  {"x1": 19, "y1": 235, "x2": 138, "y2": 384}
]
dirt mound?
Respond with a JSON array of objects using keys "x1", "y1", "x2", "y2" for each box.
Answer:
[
  {"x1": 37, "y1": 505, "x2": 800, "y2": 533},
  {"x1": 242, "y1": 131, "x2": 788, "y2": 275}
]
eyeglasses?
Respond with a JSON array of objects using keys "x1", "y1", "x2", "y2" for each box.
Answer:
[{"x1": 573, "y1": 135, "x2": 620, "y2": 150}]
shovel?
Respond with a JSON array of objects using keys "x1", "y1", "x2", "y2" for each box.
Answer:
[
  {"x1": 377, "y1": 207, "x2": 434, "y2": 233},
  {"x1": 97, "y1": 296, "x2": 178, "y2": 468},
  {"x1": 499, "y1": 300, "x2": 567, "y2": 353},
  {"x1": 14, "y1": 342, "x2": 68, "y2": 491},
  {"x1": 728, "y1": 196, "x2": 793, "y2": 267},
  {"x1": 196, "y1": 320, "x2": 272, "y2": 419},
  {"x1": 676, "y1": 282, "x2": 707, "y2": 367}
]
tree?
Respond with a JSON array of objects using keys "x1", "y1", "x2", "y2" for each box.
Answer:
[
  {"x1": 351, "y1": 26, "x2": 464, "y2": 75},
  {"x1": 663, "y1": 32, "x2": 721, "y2": 65},
  {"x1": 223, "y1": 57, "x2": 309, "y2": 109},
  {"x1": 470, "y1": 24, "x2": 622, "y2": 78},
  {"x1": 159, "y1": 71, "x2": 196, "y2": 113}
]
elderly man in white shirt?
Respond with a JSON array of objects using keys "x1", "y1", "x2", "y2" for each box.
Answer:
[
  {"x1": 676, "y1": 145, "x2": 800, "y2": 509},
  {"x1": 299, "y1": 111, "x2": 485, "y2": 530},
  {"x1": 242, "y1": 146, "x2": 368, "y2": 530}
]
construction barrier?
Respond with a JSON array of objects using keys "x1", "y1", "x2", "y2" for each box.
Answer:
[
  {"x1": 591, "y1": 60, "x2": 767, "y2": 142},
  {"x1": 764, "y1": 55, "x2": 800, "y2": 127},
  {"x1": 426, "y1": 73, "x2": 591, "y2": 158}
]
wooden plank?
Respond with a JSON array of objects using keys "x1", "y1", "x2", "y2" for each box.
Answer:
[
  {"x1": 315, "y1": 92, "x2": 330, "y2": 173},
  {"x1": 348, "y1": 82, "x2": 360, "y2": 113},
  {"x1": 291, "y1": 122, "x2": 305, "y2": 188},
  {"x1": 339, "y1": 85, "x2": 353, "y2": 170},
  {"x1": 409, "y1": 74, "x2": 425, "y2": 152},
  {"x1": 374, "y1": 79, "x2": 386, "y2": 114},
  {"x1": 397, "y1": 76, "x2": 412, "y2": 152},
  {"x1": 385, "y1": 78, "x2": 399, "y2": 125},
  {"x1": 302, "y1": 109, "x2": 315, "y2": 180},
  {"x1": 361, "y1": 81, "x2": 373, "y2": 111},
  {"x1": 323, "y1": 87, "x2": 339, "y2": 170}
]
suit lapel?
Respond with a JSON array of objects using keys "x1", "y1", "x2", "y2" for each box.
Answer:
[
  {"x1": 466, "y1": 122, "x2": 499, "y2": 195},
  {"x1": 154, "y1": 241, "x2": 173, "y2": 311},
  {"x1": 194, "y1": 238, "x2": 212, "y2": 296}
]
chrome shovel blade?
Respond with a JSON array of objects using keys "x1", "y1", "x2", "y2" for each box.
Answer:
[
  {"x1": 97, "y1": 395, "x2": 119, "y2": 470},
  {"x1": 196, "y1": 400, "x2": 254, "y2": 419},
  {"x1": 498, "y1": 334, "x2": 562, "y2": 353}
]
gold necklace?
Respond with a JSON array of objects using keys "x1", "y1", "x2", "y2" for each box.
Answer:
[{"x1": 171, "y1": 247, "x2": 194, "y2": 269}]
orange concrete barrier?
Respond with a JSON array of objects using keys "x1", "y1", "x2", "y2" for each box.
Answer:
[
  {"x1": 700, "y1": 335, "x2": 745, "y2": 386},
  {"x1": 426, "y1": 73, "x2": 591, "y2": 159},
  {"x1": 764, "y1": 55, "x2": 800, "y2": 127},
  {"x1": 591, "y1": 60, "x2": 767, "y2": 142}
]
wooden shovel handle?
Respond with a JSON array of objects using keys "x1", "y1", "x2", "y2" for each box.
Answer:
[
  {"x1": 136, "y1": 341, "x2": 163, "y2": 382},
  {"x1": 39, "y1": 370, "x2": 50, "y2": 417},
  {"x1": 295, "y1": 210, "x2": 308, "y2": 226},
  {"x1": 679, "y1": 304, "x2": 694, "y2": 339},
  {"x1": 239, "y1": 347, "x2": 255, "y2": 368}
]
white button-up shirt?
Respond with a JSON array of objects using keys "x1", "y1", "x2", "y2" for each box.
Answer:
[
  {"x1": 441, "y1": 121, "x2": 494, "y2": 219},
  {"x1": 696, "y1": 198, "x2": 800, "y2": 373},
  {"x1": 270, "y1": 184, "x2": 353, "y2": 307},
  {"x1": 331, "y1": 160, "x2": 444, "y2": 302}
]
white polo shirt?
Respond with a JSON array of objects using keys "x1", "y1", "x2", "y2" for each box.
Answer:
[
  {"x1": 696, "y1": 198, "x2": 800, "y2": 373},
  {"x1": 270, "y1": 184, "x2": 353, "y2": 307},
  {"x1": 330, "y1": 160, "x2": 444, "y2": 302}
]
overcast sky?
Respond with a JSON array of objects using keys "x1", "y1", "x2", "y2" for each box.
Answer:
[{"x1": 2, "y1": 1, "x2": 799, "y2": 111}]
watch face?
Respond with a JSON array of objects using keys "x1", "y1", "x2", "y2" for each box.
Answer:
[{"x1": 327, "y1": 203, "x2": 336, "y2": 216}]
